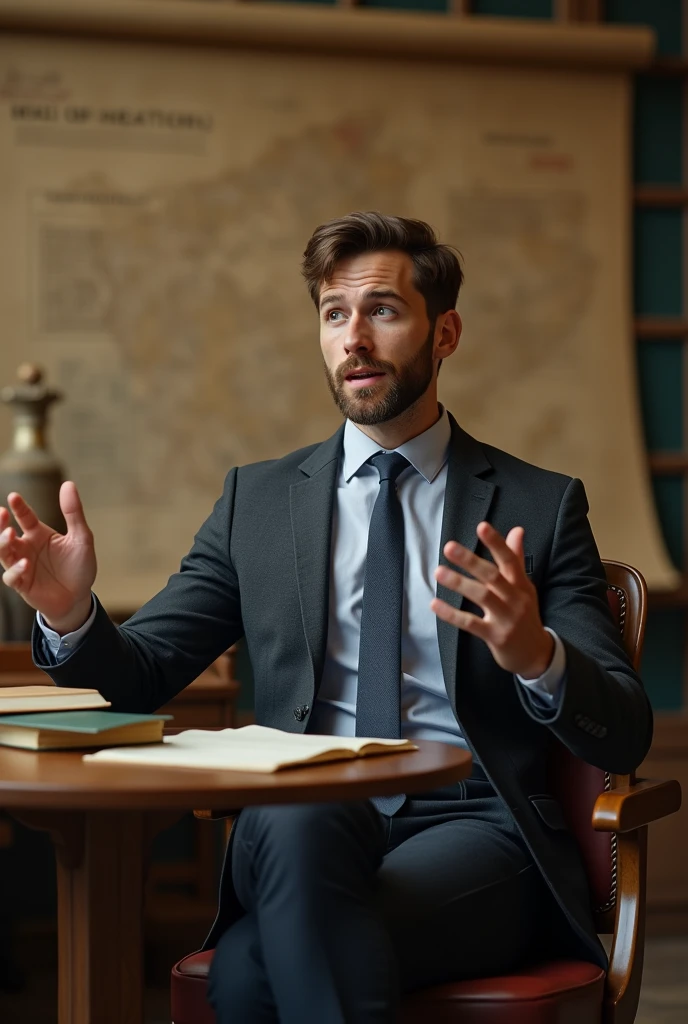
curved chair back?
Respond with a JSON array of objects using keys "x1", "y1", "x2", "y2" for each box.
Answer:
[{"x1": 548, "y1": 560, "x2": 647, "y2": 930}]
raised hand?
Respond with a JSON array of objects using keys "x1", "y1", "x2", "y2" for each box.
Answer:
[
  {"x1": 431, "y1": 521, "x2": 554, "y2": 679},
  {"x1": 0, "y1": 481, "x2": 96, "y2": 634}
]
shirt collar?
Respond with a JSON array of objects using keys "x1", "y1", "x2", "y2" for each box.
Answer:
[{"x1": 342, "y1": 406, "x2": 451, "y2": 484}]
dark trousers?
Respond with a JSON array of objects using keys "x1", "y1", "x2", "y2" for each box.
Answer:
[{"x1": 207, "y1": 774, "x2": 547, "y2": 1023}]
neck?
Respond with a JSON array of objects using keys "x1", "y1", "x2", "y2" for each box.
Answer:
[{"x1": 351, "y1": 392, "x2": 441, "y2": 450}]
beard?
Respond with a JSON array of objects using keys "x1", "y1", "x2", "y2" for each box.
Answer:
[{"x1": 324, "y1": 327, "x2": 435, "y2": 426}]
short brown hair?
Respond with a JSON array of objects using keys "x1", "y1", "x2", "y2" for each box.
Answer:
[{"x1": 302, "y1": 211, "x2": 463, "y2": 321}]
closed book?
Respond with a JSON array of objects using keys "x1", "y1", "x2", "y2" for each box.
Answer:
[
  {"x1": 0, "y1": 710, "x2": 172, "y2": 751},
  {"x1": 0, "y1": 686, "x2": 111, "y2": 714},
  {"x1": 84, "y1": 724, "x2": 417, "y2": 773}
]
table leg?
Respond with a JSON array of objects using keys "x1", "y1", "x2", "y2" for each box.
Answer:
[{"x1": 13, "y1": 809, "x2": 181, "y2": 1024}]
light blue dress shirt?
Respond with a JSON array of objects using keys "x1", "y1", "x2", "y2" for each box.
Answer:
[{"x1": 39, "y1": 408, "x2": 565, "y2": 743}]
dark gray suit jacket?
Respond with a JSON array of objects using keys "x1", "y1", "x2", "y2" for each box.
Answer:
[{"x1": 34, "y1": 414, "x2": 653, "y2": 966}]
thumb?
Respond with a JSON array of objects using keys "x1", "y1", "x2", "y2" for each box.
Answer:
[
  {"x1": 60, "y1": 481, "x2": 91, "y2": 539},
  {"x1": 506, "y1": 525, "x2": 525, "y2": 563}
]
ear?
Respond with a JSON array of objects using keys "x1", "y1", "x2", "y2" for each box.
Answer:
[{"x1": 435, "y1": 310, "x2": 461, "y2": 362}]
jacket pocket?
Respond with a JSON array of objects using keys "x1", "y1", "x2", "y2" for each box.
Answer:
[{"x1": 529, "y1": 794, "x2": 569, "y2": 831}]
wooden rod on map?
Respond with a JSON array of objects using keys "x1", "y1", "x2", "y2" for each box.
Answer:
[{"x1": 0, "y1": 0, "x2": 654, "y2": 70}]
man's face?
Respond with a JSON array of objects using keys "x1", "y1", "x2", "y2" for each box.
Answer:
[{"x1": 319, "y1": 250, "x2": 437, "y2": 425}]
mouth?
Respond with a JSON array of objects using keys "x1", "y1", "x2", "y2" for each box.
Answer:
[{"x1": 344, "y1": 370, "x2": 387, "y2": 389}]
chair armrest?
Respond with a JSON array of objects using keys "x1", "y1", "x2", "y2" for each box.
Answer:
[
  {"x1": 592, "y1": 777, "x2": 681, "y2": 832},
  {"x1": 193, "y1": 808, "x2": 238, "y2": 821}
]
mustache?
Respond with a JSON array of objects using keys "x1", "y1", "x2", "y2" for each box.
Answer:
[{"x1": 334, "y1": 356, "x2": 397, "y2": 386}]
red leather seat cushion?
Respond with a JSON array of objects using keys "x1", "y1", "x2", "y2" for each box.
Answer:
[
  {"x1": 401, "y1": 961, "x2": 605, "y2": 1023},
  {"x1": 172, "y1": 951, "x2": 216, "y2": 1024},
  {"x1": 171, "y1": 951, "x2": 604, "y2": 1024}
]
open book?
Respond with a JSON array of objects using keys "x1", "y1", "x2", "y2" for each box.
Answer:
[{"x1": 83, "y1": 724, "x2": 417, "y2": 773}]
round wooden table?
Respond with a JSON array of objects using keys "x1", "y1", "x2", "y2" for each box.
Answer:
[{"x1": 0, "y1": 740, "x2": 472, "y2": 1024}]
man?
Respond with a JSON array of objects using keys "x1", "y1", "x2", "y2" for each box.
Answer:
[{"x1": 0, "y1": 212, "x2": 651, "y2": 1023}]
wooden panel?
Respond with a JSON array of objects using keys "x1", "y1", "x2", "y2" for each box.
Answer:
[
  {"x1": 638, "y1": 712, "x2": 688, "y2": 933},
  {"x1": 0, "y1": 642, "x2": 42, "y2": 675}
]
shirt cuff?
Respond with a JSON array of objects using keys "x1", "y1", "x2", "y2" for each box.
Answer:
[
  {"x1": 516, "y1": 628, "x2": 566, "y2": 705},
  {"x1": 36, "y1": 596, "x2": 97, "y2": 663}
]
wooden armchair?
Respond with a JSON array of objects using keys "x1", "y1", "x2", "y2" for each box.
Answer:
[{"x1": 170, "y1": 561, "x2": 681, "y2": 1024}]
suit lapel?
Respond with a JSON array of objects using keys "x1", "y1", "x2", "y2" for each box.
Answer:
[
  {"x1": 437, "y1": 416, "x2": 495, "y2": 711},
  {"x1": 290, "y1": 426, "x2": 344, "y2": 694}
]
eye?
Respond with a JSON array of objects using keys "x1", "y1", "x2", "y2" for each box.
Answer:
[
  {"x1": 326, "y1": 310, "x2": 345, "y2": 322},
  {"x1": 373, "y1": 305, "x2": 395, "y2": 317}
]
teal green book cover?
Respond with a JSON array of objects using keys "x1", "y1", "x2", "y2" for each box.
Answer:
[{"x1": 0, "y1": 711, "x2": 172, "y2": 733}]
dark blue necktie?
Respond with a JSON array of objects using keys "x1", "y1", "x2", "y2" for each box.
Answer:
[{"x1": 356, "y1": 451, "x2": 409, "y2": 816}]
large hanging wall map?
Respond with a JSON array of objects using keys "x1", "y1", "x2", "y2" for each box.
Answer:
[{"x1": 0, "y1": 1, "x2": 674, "y2": 605}]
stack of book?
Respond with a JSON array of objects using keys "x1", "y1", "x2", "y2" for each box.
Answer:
[
  {"x1": 0, "y1": 686, "x2": 169, "y2": 750},
  {"x1": 0, "y1": 689, "x2": 417, "y2": 772}
]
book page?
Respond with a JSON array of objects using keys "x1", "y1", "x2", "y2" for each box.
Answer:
[
  {"x1": 0, "y1": 687, "x2": 111, "y2": 713},
  {"x1": 178, "y1": 725, "x2": 415, "y2": 754},
  {"x1": 83, "y1": 725, "x2": 416, "y2": 773},
  {"x1": 0, "y1": 686, "x2": 101, "y2": 697}
]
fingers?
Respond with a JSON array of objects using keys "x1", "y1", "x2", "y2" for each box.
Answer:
[
  {"x1": 476, "y1": 522, "x2": 526, "y2": 582},
  {"x1": 430, "y1": 597, "x2": 491, "y2": 641},
  {"x1": 0, "y1": 524, "x2": 29, "y2": 571},
  {"x1": 6, "y1": 492, "x2": 40, "y2": 533},
  {"x1": 505, "y1": 525, "x2": 525, "y2": 560},
  {"x1": 434, "y1": 563, "x2": 508, "y2": 616},
  {"x1": 440, "y1": 539, "x2": 512, "y2": 602},
  {"x1": 59, "y1": 481, "x2": 91, "y2": 540},
  {"x1": 441, "y1": 524, "x2": 528, "y2": 590},
  {"x1": 2, "y1": 557, "x2": 30, "y2": 594}
]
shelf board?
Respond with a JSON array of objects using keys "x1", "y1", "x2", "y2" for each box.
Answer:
[
  {"x1": 635, "y1": 187, "x2": 688, "y2": 207},
  {"x1": 642, "y1": 58, "x2": 688, "y2": 77},
  {"x1": 636, "y1": 318, "x2": 688, "y2": 339},
  {"x1": 649, "y1": 453, "x2": 688, "y2": 475},
  {"x1": 649, "y1": 581, "x2": 688, "y2": 608}
]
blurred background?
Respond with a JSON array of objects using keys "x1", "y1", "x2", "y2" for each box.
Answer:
[{"x1": 0, "y1": 1, "x2": 687, "y2": 1021}]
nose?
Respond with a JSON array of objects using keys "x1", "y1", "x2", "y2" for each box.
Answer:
[{"x1": 344, "y1": 312, "x2": 372, "y2": 355}]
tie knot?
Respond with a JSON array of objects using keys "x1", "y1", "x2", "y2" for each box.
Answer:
[{"x1": 371, "y1": 451, "x2": 409, "y2": 484}]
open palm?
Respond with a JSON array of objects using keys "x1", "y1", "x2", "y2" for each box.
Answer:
[{"x1": 0, "y1": 481, "x2": 96, "y2": 629}]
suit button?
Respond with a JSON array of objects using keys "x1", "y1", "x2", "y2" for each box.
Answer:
[{"x1": 293, "y1": 705, "x2": 310, "y2": 722}]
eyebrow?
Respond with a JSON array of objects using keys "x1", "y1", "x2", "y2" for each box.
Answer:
[{"x1": 319, "y1": 288, "x2": 409, "y2": 311}]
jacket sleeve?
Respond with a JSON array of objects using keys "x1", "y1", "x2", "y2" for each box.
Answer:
[
  {"x1": 515, "y1": 476, "x2": 653, "y2": 775},
  {"x1": 32, "y1": 468, "x2": 243, "y2": 713}
]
